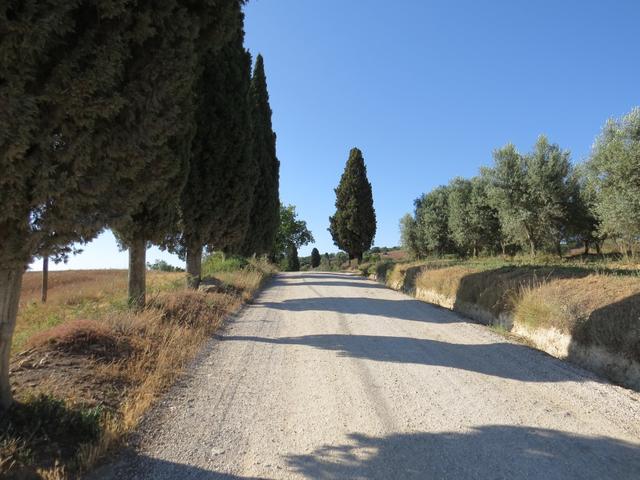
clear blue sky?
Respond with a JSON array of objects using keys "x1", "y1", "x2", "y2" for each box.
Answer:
[{"x1": 34, "y1": 0, "x2": 640, "y2": 270}]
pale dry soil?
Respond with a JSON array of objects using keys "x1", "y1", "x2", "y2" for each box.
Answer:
[{"x1": 93, "y1": 272, "x2": 640, "y2": 479}]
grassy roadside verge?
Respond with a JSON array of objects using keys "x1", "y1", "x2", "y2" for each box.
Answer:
[
  {"x1": 364, "y1": 256, "x2": 640, "y2": 389},
  {"x1": 1, "y1": 258, "x2": 275, "y2": 479}
]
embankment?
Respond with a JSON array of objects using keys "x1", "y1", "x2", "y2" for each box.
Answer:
[{"x1": 370, "y1": 261, "x2": 640, "y2": 391}]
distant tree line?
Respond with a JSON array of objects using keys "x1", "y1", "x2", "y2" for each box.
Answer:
[
  {"x1": 0, "y1": 1, "x2": 280, "y2": 408},
  {"x1": 401, "y1": 108, "x2": 640, "y2": 259}
]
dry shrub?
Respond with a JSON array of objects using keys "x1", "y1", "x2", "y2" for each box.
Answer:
[
  {"x1": 26, "y1": 320, "x2": 133, "y2": 360},
  {"x1": 149, "y1": 290, "x2": 237, "y2": 331}
]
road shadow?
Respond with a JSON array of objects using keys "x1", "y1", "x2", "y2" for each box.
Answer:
[
  {"x1": 570, "y1": 292, "x2": 640, "y2": 360},
  {"x1": 91, "y1": 450, "x2": 266, "y2": 479},
  {"x1": 256, "y1": 296, "x2": 461, "y2": 324},
  {"x1": 287, "y1": 425, "x2": 640, "y2": 479},
  {"x1": 221, "y1": 334, "x2": 592, "y2": 383},
  {"x1": 272, "y1": 279, "x2": 388, "y2": 289}
]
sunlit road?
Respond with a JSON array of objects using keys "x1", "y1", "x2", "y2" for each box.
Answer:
[{"x1": 95, "y1": 272, "x2": 640, "y2": 479}]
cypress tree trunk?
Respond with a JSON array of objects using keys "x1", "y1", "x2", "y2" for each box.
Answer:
[
  {"x1": 128, "y1": 237, "x2": 146, "y2": 308},
  {"x1": 0, "y1": 267, "x2": 23, "y2": 409},
  {"x1": 584, "y1": 240, "x2": 590, "y2": 255},
  {"x1": 41, "y1": 256, "x2": 48, "y2": 303},
  {"x1": 186, "y1": 244, "x2": 203, "y2": 289}
]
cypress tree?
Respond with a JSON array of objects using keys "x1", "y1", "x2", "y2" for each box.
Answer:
[
  {"x1": 242, "y1": 55, "x2": 280, "y2": 257},
  {"x1": 112, "y1": 1, "x2": 245, "y2": 303},
  {"x1": 0, "y1": 0, "x2": 243, "y2": 407},
  {"x1": 171, "y1": 16, "x2": 255, "y2": 289},
  {"x1": 0, "y1": 2, "x2": 140, "y2": 408},
  {"x1": 311, "y1": 248, "x2": 321, "y2": 268},
  {"x1": 286, "y1": 245, "x2": 300, "y2": 272},
  {"x1": 329, "y1": 148, "x2": 377, "y2": 263}
]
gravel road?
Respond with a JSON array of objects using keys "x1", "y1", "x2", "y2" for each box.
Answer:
[{"x1": 94, "y1": 272, "x2": 640, "y2": 479}]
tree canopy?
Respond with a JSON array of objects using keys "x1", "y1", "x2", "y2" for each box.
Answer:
[{"x1": 273, "y1": 204, "x2": 314, "y2": 263}]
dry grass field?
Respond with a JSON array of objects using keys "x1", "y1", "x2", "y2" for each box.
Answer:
[{"x1": 1, "y1": 260, "x2": 275, "y2": 479}]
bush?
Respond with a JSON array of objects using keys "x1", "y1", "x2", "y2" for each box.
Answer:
[
  {"x1": 147, "y1": 259, "x2": 184, "y2": 272},
  {"x1": 201, "y1": 253, "x2": 248, "y2": 275}
]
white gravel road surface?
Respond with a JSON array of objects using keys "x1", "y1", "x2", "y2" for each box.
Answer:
[{"x1": 94, "y1": 272, "x2": 640, "y2": 479}]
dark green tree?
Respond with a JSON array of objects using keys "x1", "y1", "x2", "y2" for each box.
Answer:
[
  {"x1": 310, "y1": 248, "x2": 321, "y2": 268},
  {"x1": 285, "y1": 245, "x2": 301, "y2": 272},
  {"x1": 0, "y1": 1, "x2": 147, "y2": 408},
  {"x1": 242, "y1": 55, "x2": 280, "y2": 256},
  {"x1": 329, "y1": 148, "x2": 377, "y2": 263},
  {"x1": 0, "y1": 0, "x2": 243, "y2": 406},
  {"x1": 167, "y1": 16, "x2": 255, "y2": 289},
  {"x1": 113, "y1": 1, "x2": 245, "y2": 306}
]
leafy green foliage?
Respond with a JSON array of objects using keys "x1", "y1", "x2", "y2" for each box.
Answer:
[
  {"x1": 329, "y1": 148, "x2": 377, "y2": 261},
  {"x1": 201, "y1": 253, "x2": 248, "y2": 275},
  {"x1": 485, "y1": 136, "x2": 575, "y2": 255},
  {"x1": 448, "y1": 176, "x2": 502, "y2": 256},
  {"x1": 273, "y1": 205, "x2": 314, "y2": 262},
  {"x1": 414, "y1": 186, "x2": 453, "y2": 256},
  {"x1": 147, "y1": 260, "x2": 184, "y2": 272},
  {"x1": 587, "y1": 108, "x2": 640, "y2": 255}
]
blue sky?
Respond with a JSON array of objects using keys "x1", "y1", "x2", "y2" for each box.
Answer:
[{"x1": 35, "y1": 0, "x2": 640, "y2": 270}]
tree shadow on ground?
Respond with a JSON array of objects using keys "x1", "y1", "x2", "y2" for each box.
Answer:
[
  {"x1": 272, "y1": 280, "x2": 388, "y2": 289},
  {"x1": 221, "y1": 333, "x2": 593, "y2": 383},
  {"x1": 287, "y1": 425, "x2": 640, "y2": 480},
  {"x1": 91, "y1": 451, "x2": 264, "y2": 480},
  {"x1": 257, "y1": 296, "x2": 460, "y2": 323}
]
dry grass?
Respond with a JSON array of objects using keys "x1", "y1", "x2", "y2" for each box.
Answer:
[
  {"x1": 383, "y1": 257, "x2": 640, "y2": 364},
  {"x1": 515, "y1": 275, "x2": 640, "y2": 359},
  {"x1": 13, "y1": 270, "x2": 182, "y2": 354},
  {"x1": 4, "y1": 263, "x2": 274, "y2": 479}
]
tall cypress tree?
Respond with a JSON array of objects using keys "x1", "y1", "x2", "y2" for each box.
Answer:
[
  {"x1": 112, "y1": 1, "x2": 245, "y2": 303},
  {"x1": 329, "y1": 148, "x2": 377, "y2": 263},
  {"x1": 171, "y1": 15, "x2": 255, "y2": 288},
  {"x1": 242, "y1": 55, "x2": 280, "y2": 257}
]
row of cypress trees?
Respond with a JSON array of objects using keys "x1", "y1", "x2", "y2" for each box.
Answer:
[{"x1": 0, "y1": 1, "x2": 279, "y2": 408}]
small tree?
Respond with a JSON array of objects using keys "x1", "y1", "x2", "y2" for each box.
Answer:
[
  {"x1": 414, "y1": 186, "x2": 453, "y2": 256},
  {"x1": 310, "y1": 248, "x2": 321, "y2": 268},
  {"x1": 273, "y1": 204, "x2": 314, "y2": 262},
  {"x1": 448, "y1": 176, "x2": 502, "y2": 256},
  {"x1": 399, "y1": 213, "x2": 419, "y2": 258},
  {"x1": 329, "y1": 148, "x2": 377, "y2": 263},
  {"x1": 286, "y1": 245, "x2": 300, "y2": 272},
  {"x1": 486, "y1": 136, "x2": 573, "y2": 256}
]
